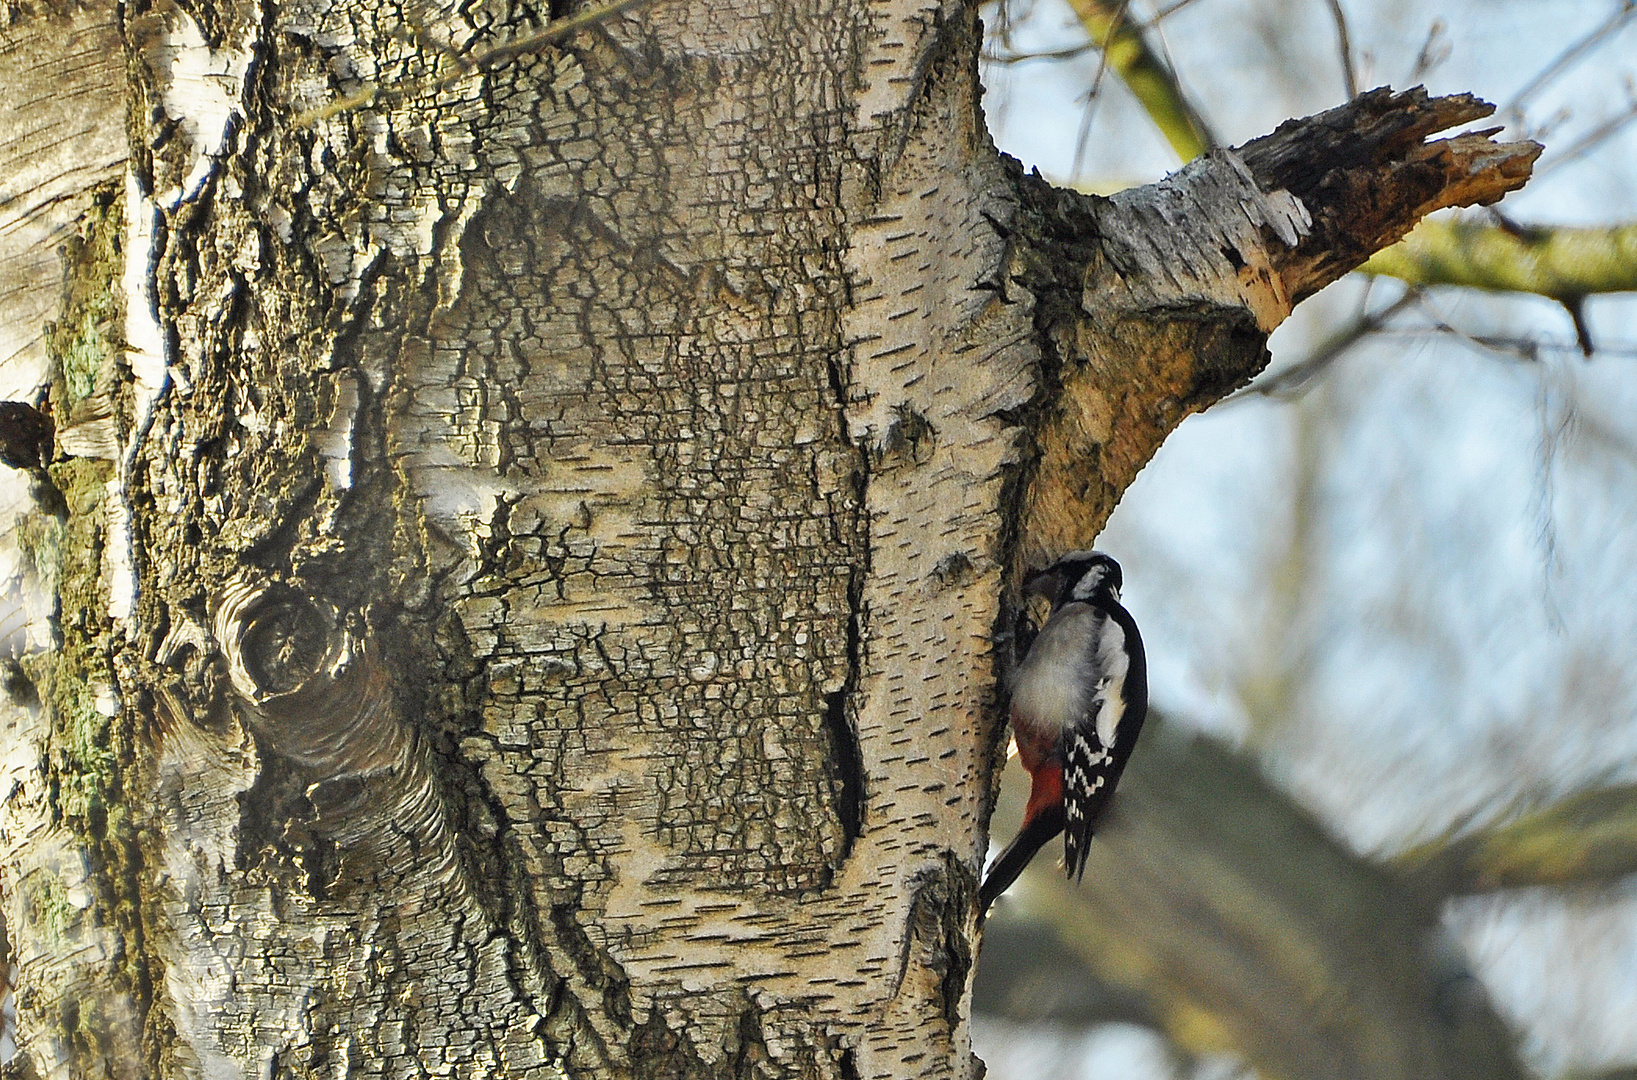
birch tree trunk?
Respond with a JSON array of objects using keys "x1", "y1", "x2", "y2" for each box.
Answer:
[{"x1": 0, "y1": 1, "x2": 1535, "y2": 1077}]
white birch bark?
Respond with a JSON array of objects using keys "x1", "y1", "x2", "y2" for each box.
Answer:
[{"x1": 0, "y1": 2, "x2": 1536, "y2": 1078}]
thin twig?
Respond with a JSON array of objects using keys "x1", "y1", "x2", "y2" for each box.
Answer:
[
  {"x1": 1070, "y1": 0, "x2": 1135, "y2": 181},
  {"x1": 300, "y1": 0, "x2": 659, "y2": 125},
  {"x1": 1534, "y1": 95, "x2": 1637, "y2": 177},
  {"x1": 1069, "y1": 86, "x2": 1101, "y2": 183},
  {"x1": 1142, "y1": 0, "x2": 1216, "y2": 149},
  {"x1": 1501, "y1": 0, "x2": 1637, "y2": 123},
  {"x1": 982, "y1": 43, "x2": 1098, "y2": 65},
  {"x1": 1141, "y1": 0, "x2": 1207, "y2": 27},
  {"x1": 1405, "y1": 19, "x2": 1448, "y2": 84},
  {"x1": 987, "y1": 0, "x2": 1021, "y2": 55},
  {"x1": 1234, "y1": 317, "x2": 1637, "y2": 411},
  {"x1": 1397, "y1": 288, "x2": 1544, "y2": 363},
  {"x1": 1225, "y1": 288, "x2": 1420, "y2": 403},
  {"x1": 1404, "y1": 326, "x2": 1637, "y2": 361},
  {"x1": 1323, "y1": 0, "x2": 1358, "y2": 99},
  {"x1": 1372, "y1": 294, "x2": 1637, "y2": 361}
]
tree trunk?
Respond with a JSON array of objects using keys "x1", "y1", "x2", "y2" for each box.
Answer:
[{"x1": 0, "y1": 1, "x2": 1534, "y2": 1077}]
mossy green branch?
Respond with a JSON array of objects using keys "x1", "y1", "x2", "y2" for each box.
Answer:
[
  {"x1": 1063, "y1": 0, "x2": 1213, "y2": 162},
  {"x1": 1361, "y1": 218, "x2": 1637, "y2": 298},
  {"x1": 1396, "y1": 782, "x2": 1637, "y2": 898}
]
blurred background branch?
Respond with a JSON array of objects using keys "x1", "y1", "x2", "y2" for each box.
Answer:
[
  {"x1": 1361, "y1": 219, "x2": 1637, "y2": 298},
  {"x1": 1058, "y1": 0, "x2": 1215, "y2": 161},
  {"x1": 984, "y1": 0, "x2": 1214, "y2": 162},
  {"x1": 979, "y1": 718, "x2": 1532, "y2": 1080},
  {"x1": 1398, "y1": 783, "x2": 1637, "y2": 898},
  {"x1": 976, "y1": 0, "x2": 1637, "y2": 1076}
]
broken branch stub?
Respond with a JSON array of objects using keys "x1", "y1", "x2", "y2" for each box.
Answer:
[{"x1": 1009, "y1": 86, "x2": 1541, "y2": 564}]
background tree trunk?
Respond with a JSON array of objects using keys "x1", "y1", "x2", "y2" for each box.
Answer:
[{"x1": 0, "y1": 1, "x2": 1533, "y2": 1078}]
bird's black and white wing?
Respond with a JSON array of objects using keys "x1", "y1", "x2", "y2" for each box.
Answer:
[{"x1": 1061, "y1": 608, "x2": 1132, "y2": 881}]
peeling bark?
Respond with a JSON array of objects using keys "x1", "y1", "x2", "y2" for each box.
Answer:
[
  {"x1": 1008, "y1": 87, "x2": 1538, "y2": 565},
  {"x1": 0, "y1": 4, "x2": 1538, "y2": 1079}
]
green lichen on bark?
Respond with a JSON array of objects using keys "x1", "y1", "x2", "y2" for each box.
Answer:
[
  {"x1": 39, "y1": 186, "x2": 127, "y2": 836},
  {"x1": 46, "y1": 186, "x2": 125, "y2": 410},
  {"x1": 17, "y1": 179, "x2": 152, "y2": 1075},
  {"x1": 1363, "y1": 217, "x2": 1637, "y2": 298}
]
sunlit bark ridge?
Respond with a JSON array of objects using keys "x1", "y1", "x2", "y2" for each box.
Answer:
[{"x1": 0, "y1": 0, "x2": 1538, "y2": 1075}]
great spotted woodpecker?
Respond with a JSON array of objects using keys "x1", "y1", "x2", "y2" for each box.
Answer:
[{"x1": 979, "y1": 551, "x2": 1149, "y2": 913}]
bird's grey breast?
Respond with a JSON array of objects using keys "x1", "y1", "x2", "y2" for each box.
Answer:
[{"x1": 1010, "y1": 603, "x2": 1103, "y2": 733}]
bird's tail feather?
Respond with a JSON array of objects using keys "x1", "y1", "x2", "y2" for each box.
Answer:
[{"x1": 977, "y1": 805, "x2": 1066, "y2": 916}]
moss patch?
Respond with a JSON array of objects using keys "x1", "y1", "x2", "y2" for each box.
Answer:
[{"x1": 46, "y1": 186, "x2": 125, "y2": 410}]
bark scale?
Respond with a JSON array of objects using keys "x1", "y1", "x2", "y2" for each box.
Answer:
[{"x1": 0, "y1": 2, "x2": 1536, "y2": 1078}]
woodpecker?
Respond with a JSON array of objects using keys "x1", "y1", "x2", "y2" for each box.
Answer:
[{"x1": 979, "y1": 550, "x2": 1148, "y2": 914}]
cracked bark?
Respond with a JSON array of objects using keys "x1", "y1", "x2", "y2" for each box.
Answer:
[{"x1": 0, "y1": 1, "x2": 1538, "y2": 1078}]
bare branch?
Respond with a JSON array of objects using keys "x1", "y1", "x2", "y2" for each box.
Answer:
[
  {"x1": 1237, "y1": 88, "x2": 1540, "y2": 306},
  {"x1": 1013, "y1": 89, "x2": 1539, "y2": 559},
  {"x1": 1323, "y1": 0, "x2": 1359, "y2": 99}
]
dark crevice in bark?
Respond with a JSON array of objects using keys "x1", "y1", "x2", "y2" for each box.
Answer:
[
  {"x1": 837, "y1": 1045, "x2": 862, "y2": 1080},
  {"x1": 549, "y1": 901, "x2": 634, "y2": 1031},
  {"x1": 979, "y1": 162, "x2": 1085, "y2": 844},
  {"x1": 630, "y1": 1007, "x2": 713, "y2": 1080},
  {"x1": 821, "y1": 166, "x2": 872, "y2": 867},
  {"x1": 239, "y1": 475, "x2": 325, "y2": 568},
  {"x1": 1004, "y1": 164, "x2": 1102, "y2": 403},
  {"x1": 433, "y1": 613, "x2": 586, "y2": 1072},
  {"x1": 825, "y1": 427, "x2": 870, "y2": 857},
  {"x1": 997, "y1": 159, "x2": 1108, "y2": 542},
  {"x1": 236, "y1": 756, "x2": 336, "y2": 897},
  {"x1": 824, "y1": 685, "x2": 865, "y2": 854},
  {"x1": 728, "y1": 998, "x2": 772, "y2": 1079},
  {"x1": 892, "y1": 855, "x2": 974, "y2": 1032}
]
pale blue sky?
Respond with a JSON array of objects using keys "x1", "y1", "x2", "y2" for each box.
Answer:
[{"x1": 978, "y1": 2, "x2": 1637, "y2": 1076}]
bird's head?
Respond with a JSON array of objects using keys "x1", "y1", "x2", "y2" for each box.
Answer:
[{"x1": 1024, "y1": 550, "x2": 1123, "y2": 610}]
